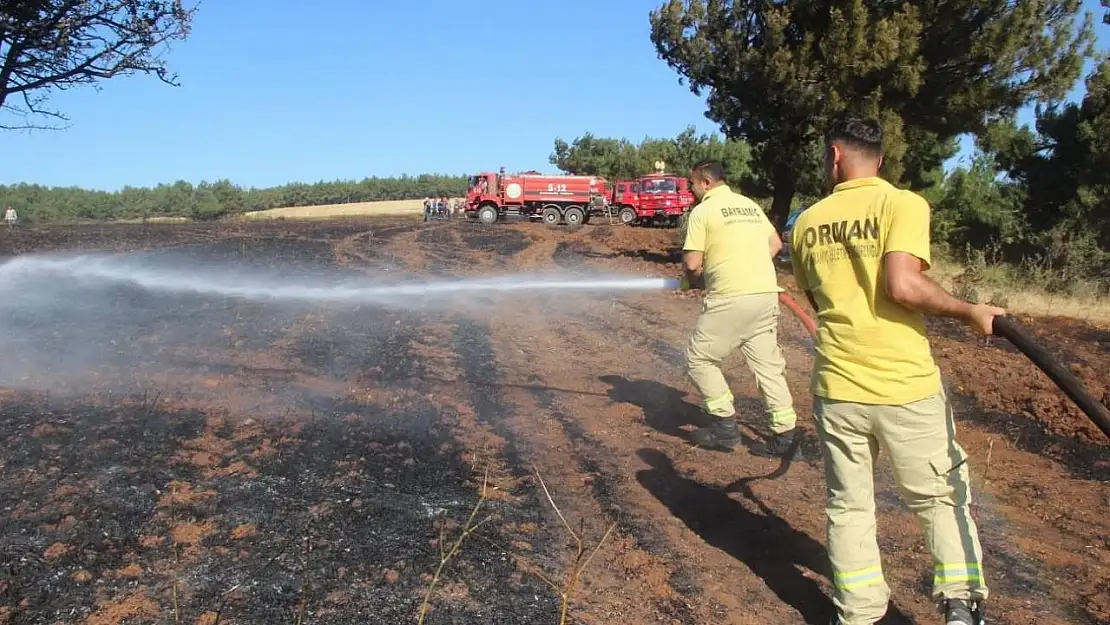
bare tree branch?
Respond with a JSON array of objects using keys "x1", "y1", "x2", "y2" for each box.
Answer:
[
  {"x1": 0, "y1": 95, "x2": 68, "y2": 130},
  {"x1": 0, "y1": 0, "x2": 197, "y2": 130}
]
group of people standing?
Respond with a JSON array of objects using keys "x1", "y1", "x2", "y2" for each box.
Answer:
[
  {"x1": 423, "y1": 197, "x2": 462, "y2": 221},
  {"x1": 678, "y1": 113, "x2": 1000, "y2": 625}
]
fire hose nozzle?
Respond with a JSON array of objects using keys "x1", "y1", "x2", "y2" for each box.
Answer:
[{"x1": 662, "y1": 277, "x2": 693, "y2": 291}]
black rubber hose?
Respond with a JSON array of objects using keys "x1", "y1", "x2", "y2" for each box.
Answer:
[{"x1": 993, "y1": 316, "x2": 1110, "y2": 441}]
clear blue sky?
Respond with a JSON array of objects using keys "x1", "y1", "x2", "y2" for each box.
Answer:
[{"x1": 0, "y1": 0, "x2": 1106, "y2": 191}]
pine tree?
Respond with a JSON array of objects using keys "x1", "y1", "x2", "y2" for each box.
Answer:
[
  {"x1": 980, "y1": 60, "x2": 1110, "y2": 266},
  {"x1": 648, "y1": 0, "x2": 1096, "y2": 227}
]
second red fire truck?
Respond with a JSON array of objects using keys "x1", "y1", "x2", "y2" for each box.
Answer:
[{"x1": 608, "y1": 173, "x2": 695, "y2": 227}]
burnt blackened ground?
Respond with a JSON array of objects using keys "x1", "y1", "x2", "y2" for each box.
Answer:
[
  {"x1": 456, "y1": 228, "x2": 530, "y2": 256},
  {"x1": 450, "y1": 319, "x2": 531, "y2": 477},
  {"x1": 0, "y1": 395, "x2": 558, "y2": 624},
  {"x1": 0, "y1": 400, "x2": 207, "y2": 622}
]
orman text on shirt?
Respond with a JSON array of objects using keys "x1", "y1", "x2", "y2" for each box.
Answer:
[{"x1": 798, "y1": 216, "x2": 881, "y2": 263}]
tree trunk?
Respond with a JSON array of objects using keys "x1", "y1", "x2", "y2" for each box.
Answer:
[{"x1": 769, "y1": 170, "x2": 797, "y2": 231}]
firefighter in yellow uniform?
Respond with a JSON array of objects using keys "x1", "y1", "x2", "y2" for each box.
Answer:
[
  {"x1": 790, "y1": 114, "x2": 1004, "y2": 625},
  {"x1": 680, "y1": 159, "x2": 799, "y2": 457}
]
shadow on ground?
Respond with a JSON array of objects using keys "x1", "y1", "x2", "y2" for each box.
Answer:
[
  {"x1": 600, "y1": 375, "x2": 783, "y2": 455},
  {"x1": 635, "y1": 448, "x2": 917, "y2": 625},
  {"x1": 599, "y1": 375, "x2": 704, "y2": 439},
  {"x1": 619, "y1": 249, "x2": 682, "y2": 265}
]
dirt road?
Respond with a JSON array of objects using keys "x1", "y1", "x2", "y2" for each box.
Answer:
[{"x1": 0, "y1": 217, "x2": 1106, "y2": 624}]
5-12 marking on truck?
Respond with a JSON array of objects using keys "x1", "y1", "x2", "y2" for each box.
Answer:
[{"x1": 544, "y1": 183, "x2": 568, "y2": 194}]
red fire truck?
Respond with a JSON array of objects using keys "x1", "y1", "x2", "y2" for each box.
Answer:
[
  {"x1": 466, "y1": 169, "x2": 610, "y2": 226},
  {"x1": 609, "y1": 173, "x2": 696, "y2": 227}
]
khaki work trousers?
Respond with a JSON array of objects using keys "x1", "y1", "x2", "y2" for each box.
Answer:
[
  {"x1": 684, "y1": 291, "x2": 796, "y2": 433},
  {"x1": 814, "y1": 390, "x2": 988, "y2": 625}
]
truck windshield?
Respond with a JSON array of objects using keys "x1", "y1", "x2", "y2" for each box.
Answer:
[{"x1": 641, "y1": 179, "x2": 677, "y2": 193}]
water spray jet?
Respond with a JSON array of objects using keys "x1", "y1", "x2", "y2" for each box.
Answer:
[{"x1": 0, "y1": 253, "x2": 684, "y2": 306}]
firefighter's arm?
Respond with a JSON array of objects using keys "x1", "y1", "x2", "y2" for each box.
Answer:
[
  {"x1": 885, "y1": 253, "x2": 1003, "y2": 334},
  {"x1": 683, "y1": 250, "x2": 703, "y2": 273},
  {"x1": 761, "y1": 207, "x2": 783, "y2": 258},
  {"x1": 681, "y1": 251, "x2": 704, "y2": 290},
  {"x1": 883, "y1": 194, "x2": 972, "y2": 318},
  {"x1": 680, "y1": 208, "x2": 706, "y2": 290},
  {"x1": 768, "y1": 231, "x2": 783, "y2": 258},
  {"x1": 883, "y1": 195, "x2": 1005, "y2": 335}
]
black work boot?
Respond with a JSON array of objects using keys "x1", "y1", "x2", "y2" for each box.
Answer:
[
  {"x1": 749, "y1": 428, "x2": 799, "y2": 458},
  {"x1": 689, "y1": 417, "x2": 742, "y2": 449},
  {"x1": 943, "y1": 599, "x2": 983, "y2": 625}
]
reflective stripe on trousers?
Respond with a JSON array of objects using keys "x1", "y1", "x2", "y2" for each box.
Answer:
[{"x1": 834, "y1": 565, "x2": 885, "y2": 591}]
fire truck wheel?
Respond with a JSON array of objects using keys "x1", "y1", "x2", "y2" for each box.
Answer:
[
  {"x1": 619, "y1": 207, "x2": 637, "y2": 225},
  {"x1": 542, "y1": 207, "x2": 562, "y2": 226},
  {"x1": 478, "y1": 205, "x2": 499, "y2": 225},
  {"x1": 563, "y1": 206, "x2": 585, "y2": 227}
]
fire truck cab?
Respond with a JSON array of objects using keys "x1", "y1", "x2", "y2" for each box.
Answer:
[{"x1": 611, "y1": 173, "x2": 695, "y2": 227}]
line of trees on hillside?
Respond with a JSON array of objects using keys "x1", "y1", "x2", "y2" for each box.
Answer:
[{"x1": 0, "y1": 175, "x2": 469, "y2": 222}]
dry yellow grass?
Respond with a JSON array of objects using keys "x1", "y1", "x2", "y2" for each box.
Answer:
[
  {"x1": 928, "y1": 257, "x2": 1110, "y2": 326},
  {"x1": 984, "y1": 290, "x2": 1110, "y2": 325},
  {"x1": 238, "y1": 198, "x2": 463, "y2": 221}
]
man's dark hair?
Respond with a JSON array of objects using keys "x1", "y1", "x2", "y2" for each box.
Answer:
[
  {"x1": 690, "y1": 158, "x2": 726, "y2": 182},
  {"x1": 825, "y1": 113, "x2": 883, "y2": 157}
]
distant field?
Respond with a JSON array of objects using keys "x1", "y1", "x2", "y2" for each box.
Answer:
[{"x1": 238, "y1": 198, "x2": 461, "y2": 221}]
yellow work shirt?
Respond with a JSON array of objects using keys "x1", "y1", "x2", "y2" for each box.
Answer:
[
  {"x1": 682, "y1": 184, "x2": 782, "y2": 298},
  {"x1": 790, "y1": 176, "x2": 942, "y2": 405}
]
